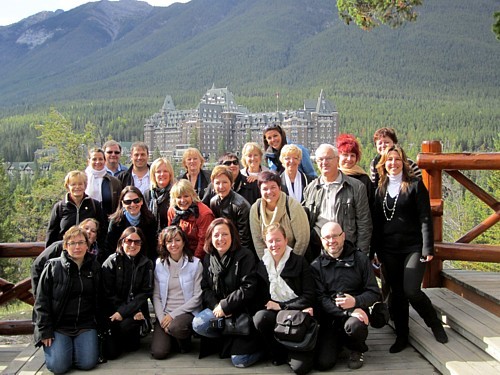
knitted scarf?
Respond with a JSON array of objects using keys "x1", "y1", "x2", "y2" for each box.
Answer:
[{"x1": 339, "y1": 164, "x2": 367, "y2": 177}]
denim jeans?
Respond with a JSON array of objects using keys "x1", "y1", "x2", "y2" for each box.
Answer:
[
  {"x1": 44, "y1": 329, "x2": 98, "y2": 374},
  {"x1": 231, "y1": 352, "x2": 264, "y2": 368},
  {"x1": 192, "y1": 308, "x2": 222, "y2": 338}
]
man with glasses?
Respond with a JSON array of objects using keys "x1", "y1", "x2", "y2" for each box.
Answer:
[
  {"x1": 302, "y1": 144, "x2": 372, "y2": 257},
  {"x1": 103, "y1": 140, "x2": 127, "y2": 177},
  {"x1": 202, "y1": 152, "x2": 260, "y2": 206},
  {"x1": 310, "y1": 221, "x2": 380, "y2": 371}
]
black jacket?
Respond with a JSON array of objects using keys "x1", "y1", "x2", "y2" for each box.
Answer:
[
  {"x1": 101, "y1": 252, "x2": 153, "y2": 321},
  {"x1": 104, "y1": 216, "x2": 158, "y2": 263},
  {"x1": 371, "y1": 179, "x2": 434, "y2": 258},
  {"x1": 280, "y1": 171, "x2": 315, "y2": 202},
  {"x1": 33, "y1": 251, "x2": 101, "y2": 346},
  {"x1": 101, "y1": 174, "x2": 122, "y2": 217},
  {"x1": 45, "y1": 194, "x2": 105, "y2": 247},
  {"x1": 200, "y1": 247, "x2": 261, "y2": 358},
  {"x1": 256, "y1": 252, "x2": 315, "y2": 310},
  {"x1": 179, "y1": 169, "x2": 212, "y2": 199},
  {"x1": 209, "y1": 191, "x2": 254, "y2": 255},
  {"x1": 116, "y1": 164, "x2": 150, "y2": 190},
  {"x1": 201, "y1": 247, "x2": 259, "y2": 315},
  {"x1": 310, "y1": 241, "x2": 380, "y2": 320},
  {"x1": 144, "y1": 185, "x2": 172, "y2": 233},
  {"x1": 202, "y1": 172, "x2": 260, "y2": 206}
]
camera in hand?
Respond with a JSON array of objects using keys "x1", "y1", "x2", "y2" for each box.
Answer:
[
  {"x1": 209, "y1": 317, "x2": 225, "y2": 330},
  {"x1": 336, "y1": 292, "x2": 345, "y2": 298}
]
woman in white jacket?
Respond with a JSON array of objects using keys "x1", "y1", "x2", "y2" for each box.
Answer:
[{"x1": 151, "y1": 226, "x2": 203, "y2": 359}]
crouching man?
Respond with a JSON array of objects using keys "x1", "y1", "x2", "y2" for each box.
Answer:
[{"x1": 310, "y1": 221, "x2": 380, "y2": 371}]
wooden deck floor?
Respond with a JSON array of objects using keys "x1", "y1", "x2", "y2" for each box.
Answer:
[{"x1": 1, "y1": 325, "x2": 438, "y2": 375}]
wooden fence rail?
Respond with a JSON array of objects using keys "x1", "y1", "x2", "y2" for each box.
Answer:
[{"x1": 419, "y1": 141, "x2": 500, "y2": 287}]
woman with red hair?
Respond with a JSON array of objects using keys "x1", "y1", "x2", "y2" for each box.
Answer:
[{"x1": 336, "y1": 134, "x2": 373, "y2": 205}]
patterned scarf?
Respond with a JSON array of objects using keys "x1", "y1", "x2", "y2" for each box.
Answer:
[{"x1": 171, "y1": 204, "x2": 199, "y2": 226}]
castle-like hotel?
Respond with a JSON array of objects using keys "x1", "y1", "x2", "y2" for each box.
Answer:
[{"x1": 144, "y1": 86, "x2": 338, "y2": 160}]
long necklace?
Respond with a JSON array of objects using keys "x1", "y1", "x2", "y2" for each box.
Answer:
[{"x1": 383, "y1": 190, "x2": 399, "y2": 221}]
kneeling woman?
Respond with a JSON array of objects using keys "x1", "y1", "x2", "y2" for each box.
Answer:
[
  {"x1": 34, "y1": 226, "x2": 101, "y2": 374},
  {"x1": 151, "y1": 226, "x2": 203, "y2": 359},
  {"x1": 101, "y1": 227, "x2": 154, "y2": 359},
  {"x1": 253, "y1": 224, "x2": 316, "y2": 375},
  {"x1": 192, "y1": 218, "x2": 263, "y2": 368}
]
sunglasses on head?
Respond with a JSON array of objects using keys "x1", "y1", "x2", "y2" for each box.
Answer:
[
  {"x1": 222, "y1": 160, "x2": 239, "y2": 166},
  {"x1": 123, "y1": 197, "x2": 141, "y2": 205}
]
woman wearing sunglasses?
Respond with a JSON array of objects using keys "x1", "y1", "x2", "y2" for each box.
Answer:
[
  {"x1": 105, "y1": 186, "x2": 158, "y2": 262},
  {"x1": 101, "y1": 226, "x2": 154, "y2": 360},
  {"x1": 202, "y1": 153, "x2": 260, "y2": 206}
]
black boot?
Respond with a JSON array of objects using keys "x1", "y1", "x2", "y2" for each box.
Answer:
[
  {"x1": 389, "y1": 336, "x2": 408, "y2": 353},
  {"x1": 431, "y1": 322, "x2": 448, "y2": 343}
]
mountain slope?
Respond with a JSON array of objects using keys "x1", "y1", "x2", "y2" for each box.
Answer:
[{"x1": 0, "y1": 0, "x2": 498, "y2": 108}]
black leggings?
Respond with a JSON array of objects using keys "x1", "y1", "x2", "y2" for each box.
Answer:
[{"x1": 382, "y1": 251, "x2": 440, "y2": 337}]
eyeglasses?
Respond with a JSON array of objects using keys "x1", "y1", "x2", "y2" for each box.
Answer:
[
  {"x1": 106, "y1": 151, "x2": 121, "y2": 155},
  {"x1": 222, "y1": 160, "x2": 239, "y2": 166},
  {"x1": 124, "y1": 238, "x2": 142, "y2": 246},
  {"x1": 67, "y1": 240, "x2": 87, "y2": 247},
  {"x1": 321, "y1": 232, "x2": 343, "y2": 241},
  {"x1": 316, "y1": 156, "x2": 335, "y2": 164},
  {"x1": 123, "y1": 198, "x2": 141, "y2": 205}
]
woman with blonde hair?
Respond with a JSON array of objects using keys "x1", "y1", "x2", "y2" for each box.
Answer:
[
  {"x1": 46, "y1": 170, "x2": 105, "y2": 247},
  {"x1": 167, "y1": 180, "x2": 214, "y2": 259},
  {"x1": 145, "y1": 157, "x2": 175, "y2": 232},
  {"x1": 279, "y1": 144, "x2": 315, "y2": 203},
  {"x1": 240, "y1": 142, "x2": 269, "y2": 178},
  {"x1": 178, "y1": 148, "x2": 211, "y2": 199}
]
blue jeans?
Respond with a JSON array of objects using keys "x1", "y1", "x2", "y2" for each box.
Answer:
[
  {"x1": 44, "y1": 330, "x2": 98, "y2": 374},
  {"x1": 231, "y1": 352, "x2": 264, "y2": 368},
  {"x1": 192, "y1": 308, "x2": 222, "y2": 338}
]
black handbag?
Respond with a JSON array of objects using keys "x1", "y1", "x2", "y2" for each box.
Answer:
[
  {"x1": 369, "y1": 301, "x2": 390, "y2": 328},
  {"x1": 274, "y1": 310, "x2": 311, "y2": 342},
  {"x1": 274, "y1": 310, "x2": 319, "y2": 352},
  {"x1": 222, "y1": 313, "x2": 252, "y2": 336}
]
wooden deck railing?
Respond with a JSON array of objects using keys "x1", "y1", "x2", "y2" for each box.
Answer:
[
  {"x1": 0, "y1": 242, "x2": 43, "y2": 335},
  {"x1": 418, "y1": 141, "x2": 500, "y2": 287}
]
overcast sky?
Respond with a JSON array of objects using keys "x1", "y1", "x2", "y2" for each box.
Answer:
[{"x1": 0, "y1": 0, "x2": 190, "y2": 26}]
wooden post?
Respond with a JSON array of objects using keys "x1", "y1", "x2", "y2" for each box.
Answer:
[{"x1": 419, "y1": 141, "x2": 443, "y2": 287}]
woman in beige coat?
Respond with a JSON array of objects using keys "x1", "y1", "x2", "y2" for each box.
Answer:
[{"x1": 249, "y1": 171, "x2": 310, "y2": 258}]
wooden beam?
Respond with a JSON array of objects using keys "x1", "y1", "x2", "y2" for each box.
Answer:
[
  {"x1": 0, "y1": 242, "x2": 44, "y2": 258},
  {"x1": 0, "y1": 278, "x2": 33, "y2": 305},
  {"x1": 0, "y1": 320, "x2": 34, "y2": 335},
  {"x1": 447, "y1": 170, "x2": 500, "y2": 211},
  {"x1": 456, "y1": 212, "x2": 500, "y2": 243},
  {"x1": 418, "y1": 152, "x2": 500, "y2": 170},
  {"x1": 434, "y1": 242, "x2": 500, "y2": 262}
]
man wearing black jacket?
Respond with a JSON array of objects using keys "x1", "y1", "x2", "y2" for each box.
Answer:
[{"x1": 310, "y1": 221, "x2": 380, "y2": 371}]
